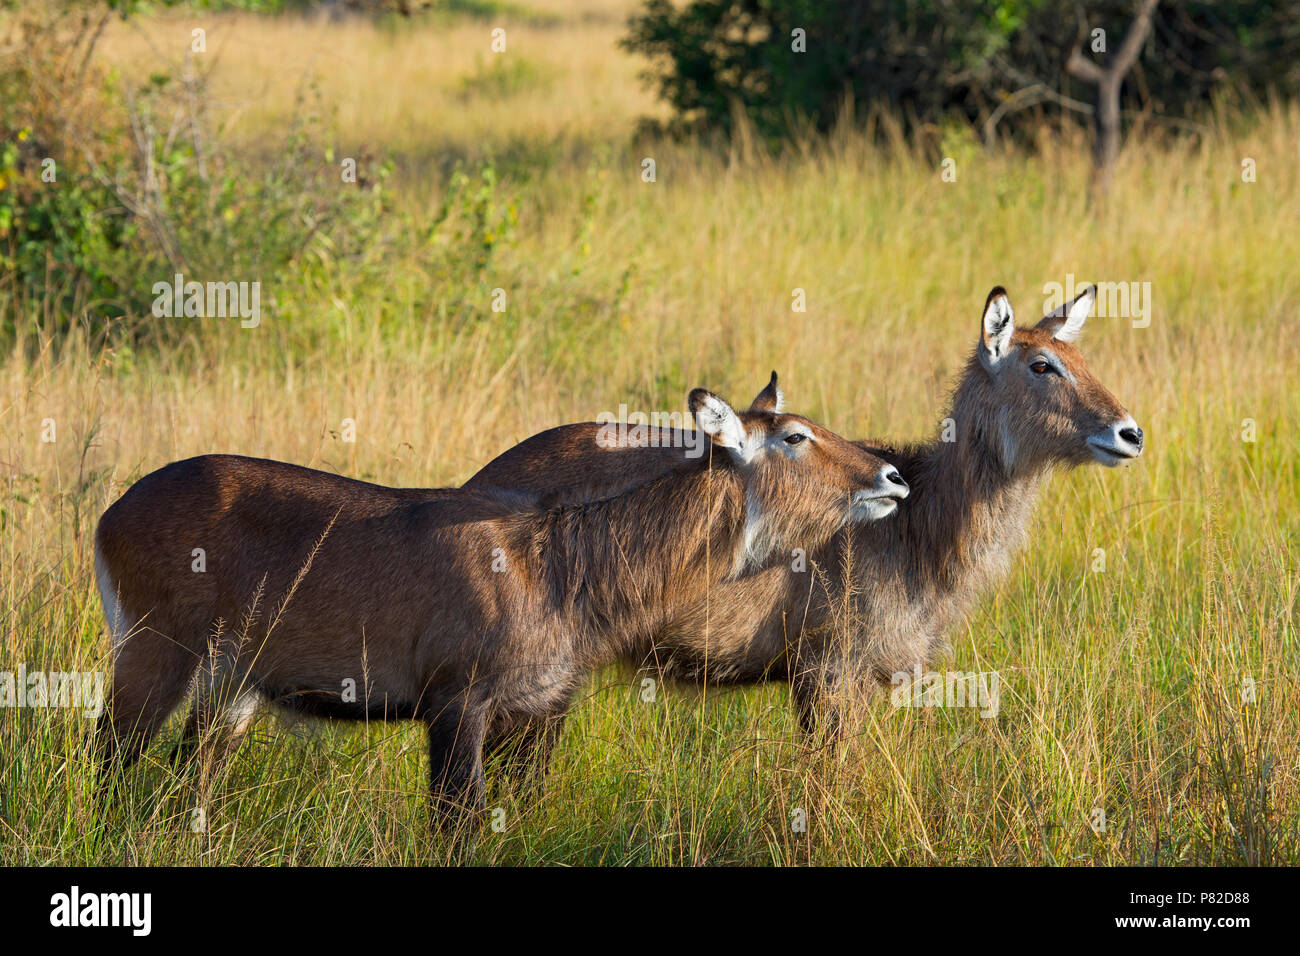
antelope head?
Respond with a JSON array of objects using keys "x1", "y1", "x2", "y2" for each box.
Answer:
[
  {"x1": 976, "y1": 285, "x2": 1144, "y2": 475},
  {"x1": 688, "y1": 373, "x2": 909, "y2": 574}
]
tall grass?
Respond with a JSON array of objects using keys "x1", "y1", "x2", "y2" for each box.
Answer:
[{"x1": 1, "y1": 2, "x2": 1296, "y2": 865}]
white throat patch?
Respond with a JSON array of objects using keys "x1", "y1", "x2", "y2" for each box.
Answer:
[{"x1": 731, "y1": 488, "x2": 775, "y2": 577}]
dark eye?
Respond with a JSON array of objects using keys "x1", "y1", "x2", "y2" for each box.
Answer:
[
  {"x1": 784, "y1": 433, "x2": 808, "y2": 445},
  {"x1": 1030, "y1": 361, "x2": 1051, "y2": 374}
]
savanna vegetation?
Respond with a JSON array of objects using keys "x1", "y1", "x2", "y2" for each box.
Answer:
[{"x1": 0, "y1": 0, "x2": 1296, "y2": 865}]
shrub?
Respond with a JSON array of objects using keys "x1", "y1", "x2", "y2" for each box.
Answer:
[
  {"x1": 0, "y1": 1, "x2": 521, "y2": 349},
  {"x1": 622, "y1": 0, "x2": 1300, "y2": 144}
]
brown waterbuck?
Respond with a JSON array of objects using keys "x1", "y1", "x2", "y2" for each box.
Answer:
[
  {"x1": 93, "y1": 380, "x2": 906, "y2": 822},
  {"x1": 467, "y1": 285, "x2": 1144, "y2": 737}
]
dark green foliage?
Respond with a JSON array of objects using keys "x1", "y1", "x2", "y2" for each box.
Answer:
[{"x1": 623, "y1": 0, "x2": 1300, "y2": 141}]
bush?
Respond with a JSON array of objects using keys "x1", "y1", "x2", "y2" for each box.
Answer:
[
  {"x1": 0, "y1": 1, "x2": 521, "y2": 349},
  {"x1": 622, "y1": 0, "x2": 1300, "y2": 144}
]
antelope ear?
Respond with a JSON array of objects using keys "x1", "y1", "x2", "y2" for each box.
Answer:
[
  {"x1": 689, "y1": 388, "x2": 749, "y2": 460},
  {"x1": 1037, "y1": 284, "x2": 1095, "y2": 343},
  {"x1": 748, "y1": 370, "x2": 783, "y2": 414},
  {"x1": 979, "y1": 286, "x2": 1015, "y2": 366}
]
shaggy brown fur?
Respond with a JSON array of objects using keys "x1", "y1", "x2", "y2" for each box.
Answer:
[
  {"x1": 467, "y1": 286, "x2": 1143, "y2": 735},
  {"x1": 93, "y1": 382, "x2": 902, "y2": 822}
]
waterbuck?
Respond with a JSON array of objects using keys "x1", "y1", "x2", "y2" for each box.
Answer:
[
  {"x1": 93, "y1": 381, "x2": 906, "y2": 821},
  {"x1": 467, "y1": 285, "x2": 1144, "y2": 736}
]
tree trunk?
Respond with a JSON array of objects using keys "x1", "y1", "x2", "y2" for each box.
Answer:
[
  {"x1": 1094, "y1": 74, "x2": 1122, "y2": 195},
  {"x1": 1067, "y1": 0, "x2": 1160, "y2": 199}
]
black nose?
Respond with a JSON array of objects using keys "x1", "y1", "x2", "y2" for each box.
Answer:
[
  {"x1": 885, "y1": 468, "x2": 909, "y2": 492},
  {"x1": 1119, "y1": 426, "x2": 1143, "y2": 450}
]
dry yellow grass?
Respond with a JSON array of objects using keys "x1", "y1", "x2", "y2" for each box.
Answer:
[{"x1": 95, "y1": 1, "x2": 664, "y2": 180}]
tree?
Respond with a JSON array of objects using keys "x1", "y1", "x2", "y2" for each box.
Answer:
[
  {"x1": 1065, "y1": 0, "x2": 1160, "y2": 194},
  {"x1": 623, "y1": 0, "x2": 1300, "y2": 160}
]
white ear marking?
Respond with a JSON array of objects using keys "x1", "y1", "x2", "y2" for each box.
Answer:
[
  {"x1": 1054, "y1": 285, "x2": 1094, "y2": 342},
  {"x1": 981, "y1": 289, "x2": 1015, "y2": 364},
  {"x1": 749, "y1": 371, "x2": 784, "y2": 414},
  {"x1": 691, "y1": 390, "x2": 749, "y2": 460}
]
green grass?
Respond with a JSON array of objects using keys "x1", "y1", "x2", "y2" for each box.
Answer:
[{"x1": 3, "y1": 457, "x2": 1295, "y2": 864}]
